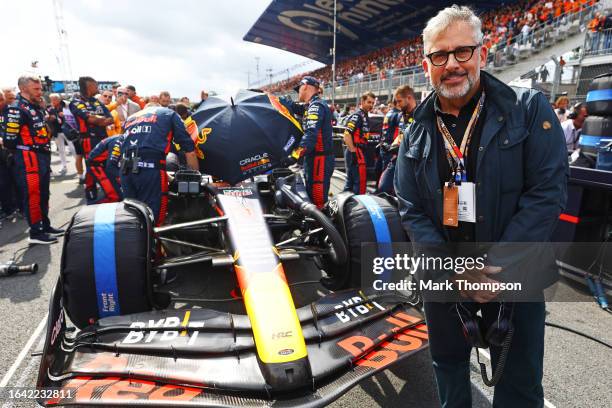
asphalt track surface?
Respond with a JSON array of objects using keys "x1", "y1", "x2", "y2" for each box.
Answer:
[{"x1": 0, "y1": 151, "x2": 610, "y2": 407}]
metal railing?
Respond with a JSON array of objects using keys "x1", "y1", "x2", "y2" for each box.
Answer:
[
  {"x1": 318, "y1": 3, "x2": 598, "y2": 102},
  {"x1": 583, "y1": 27, "x2": 612, "y2": 57}
]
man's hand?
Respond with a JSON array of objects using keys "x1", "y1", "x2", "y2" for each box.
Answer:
[
  {"x1": 453, "y1": 265, "x2": 502, "y2": 303},
  {"x1": 343, "y1": 131, "x2": 356, "y2": 152},
  {"x1": 378, "y1": 142, "x2": 391, "y2": 152},
  {"x1": 185, "y1": 151, "x2": 199, "y2": 171}
]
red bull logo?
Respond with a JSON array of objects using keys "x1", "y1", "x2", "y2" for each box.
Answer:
[{"x1": 194, "y1": 128, "x2": 211, "y2": 160}]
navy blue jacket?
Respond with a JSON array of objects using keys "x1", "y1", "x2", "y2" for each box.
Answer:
[{"x1": 395, "y1": 72, "x2": 568, "y2": 245}]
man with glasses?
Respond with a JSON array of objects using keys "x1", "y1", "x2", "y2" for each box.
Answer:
[
  {"x1": 395, "y1": 5, "x2": 567, "y2": 407},
  {"x1": 114, "y1": 87, "x2": 141, "y2": 128},
  {"x1": 98, "y1": 91, "x2": 121, "y2": 136}
]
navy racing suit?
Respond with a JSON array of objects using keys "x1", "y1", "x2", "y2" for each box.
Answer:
[
  {"x1": 343, "y1": 108, "x2": 370, "y2": 194},
  {"x1": 69, "y1": 97, "x2": 111, "y2": 201},
  {"x1": 88, "y1": 135, "x2": 124, "y2": 203},
  {"x1": 377, "y1": 114, "x2": 414, "y2": 194},
  {"x1": 2, "y1": 94, "x2": 52, "y2": 235},
  {"x1": 120, "y1": 107, "x2": 195, "y2": 225},
  {"x1": 294, "y1": 95, "x2": 335, "y2": 208}
]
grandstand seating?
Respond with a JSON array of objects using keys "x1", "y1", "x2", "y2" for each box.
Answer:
[{"x1": 264, "y1": 0, "x2": 601, "y2": 94}]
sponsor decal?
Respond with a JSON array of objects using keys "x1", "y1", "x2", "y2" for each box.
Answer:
[
  {"x1": 50, "y1": 310, "x2": 65, "y2": 347},
  {"x1": 337, "y1": 311, "x2": 428, "y2": 369},
  {"x1": 7, "y1": 122, "x2": 19, "y2": 128},
  {"x1": 222, "y1": 188, "x2": 253, "y2": 197},
  {"x1": 239, "y1": 152, "x2": 271, "y2": 173},
  {"x1": 271, "y1": 331, "x2": 293, "y2": 340},
  {"x1": 128, "y1": 125, "x2": 152, "y2": 134},
  {"x1": 334, "y1": 295, "x2": 385, "y2": 323},
  {"x1": 126, "y1": 114, "x2": 158, "y2": 126},
  {"x1": 278, "y1": 348, "x2": 294, "y2": 356},
  {"x1": 194, "y1": 128, "x2": 211, "y2": 160},
  {"x1": 283, "y1": 135, "x2": 296, "y2": 152},
  {"x1": 122, "y1": 313, "x2": 203, "y2": 345},
  {"x1": 267, "y1": 93, "x2": 303, "y2": 131},
  {"x1": 54, "y1": 375, "x2": 203, "y2": 405}
]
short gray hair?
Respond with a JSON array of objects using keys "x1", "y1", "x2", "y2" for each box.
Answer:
[
  {"x1": 422, "y1": 5, "x2": 483, "y2": 54},
  {"x1": 17, "y1": 75, "x2": 41, "y2": 89},
  {"x1": 49, "y1": 93, "x2": 61, "y2": 100}
]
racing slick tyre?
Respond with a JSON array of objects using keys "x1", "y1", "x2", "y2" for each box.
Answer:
[
  {"x1": 60, "y1": 200, "x2": 155, "y2": 329},
  {"x1": 322, "y1": 192, "x2": 407, "y2": 290},
  {"x1": 586, "y1": 72, "x2": 612, "y2": 116},
  {"x1": 580, "y1": 115, "x2": 612, "y2": 155}
]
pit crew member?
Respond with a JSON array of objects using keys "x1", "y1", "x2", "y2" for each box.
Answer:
[
  {"x1": 289, "y1": 76, "x2": 335, "y2": 208},
  {"x1": 69, "y1": 76, "x2": 113, "y2": 202},
  {"x1": 2, "y1": 76, "x2": 64, "y2": 244},
  {"x1": 343, "y1": 92, "x2": 375, "y2": 194},
  {"x1": 87, "y1": 134, "x2": 124, "y2": 203},
  {"x1": 120, "y1": 103, "x2": 198, "y2": 226}
]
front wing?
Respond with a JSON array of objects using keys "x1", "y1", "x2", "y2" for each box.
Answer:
[{"x1": 37, "y1": 281, "x2": 428, "y2": 407}]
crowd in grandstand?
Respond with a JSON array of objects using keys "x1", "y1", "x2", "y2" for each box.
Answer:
[{"x1": 264, "y1": 0, "x2": 601, "y2": 94}]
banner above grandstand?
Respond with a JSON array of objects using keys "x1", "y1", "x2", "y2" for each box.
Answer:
[{"x1": 243, "y1": 0, "x2": 518, "y2": 64}]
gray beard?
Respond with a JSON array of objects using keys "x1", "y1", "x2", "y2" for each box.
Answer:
[{"x1": 434, "y1": 70, "x2": 479, "y2": 100}]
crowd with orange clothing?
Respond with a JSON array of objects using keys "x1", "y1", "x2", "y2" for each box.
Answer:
[{"x1": 264, "y1": 0, "x2": 601, "y2": 94}]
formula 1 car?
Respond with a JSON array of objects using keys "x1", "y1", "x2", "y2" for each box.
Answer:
[{"x1": 36, "y1": 168, "x2": 427, "y2": 407}]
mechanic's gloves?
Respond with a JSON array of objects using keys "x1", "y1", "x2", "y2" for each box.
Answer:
[{"x1": 291, "y1": 146, "x2": 306, "y2": 160}]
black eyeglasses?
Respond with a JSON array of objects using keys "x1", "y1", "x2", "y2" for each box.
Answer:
[
  {"x1": 426, "y1": 45, "x2": 481, "y2": 66},
  {"x1": 117, "y1": 92, "x2": 126, "y2": 96}
]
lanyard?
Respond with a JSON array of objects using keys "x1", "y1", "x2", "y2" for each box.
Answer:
[{"x1": 436, "y1": 91, "x2": 485, "y2": 183}]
